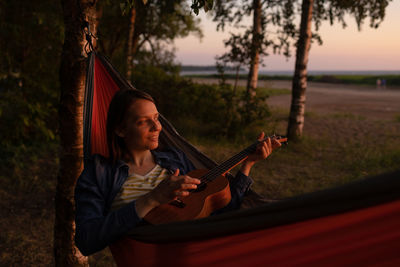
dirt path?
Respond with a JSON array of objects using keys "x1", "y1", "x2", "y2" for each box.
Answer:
[
  {"x1": 191, "y1": 78, "x2": 400, "y2": 120},
  {"x1": 263, "y1": 80, "x2": 400, "y2": 120}
]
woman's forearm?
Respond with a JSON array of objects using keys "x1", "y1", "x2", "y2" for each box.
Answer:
[
  {"x1": 240, "y1": 160, "x2": 255, "y2": 176},
  {"x1": 135, "y1": 193, "x2": 160, "y2": 218}
]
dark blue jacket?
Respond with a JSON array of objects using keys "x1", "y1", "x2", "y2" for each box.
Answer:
[{"x1": 74, "y1": 148, "x2": 253, "y2": 256}]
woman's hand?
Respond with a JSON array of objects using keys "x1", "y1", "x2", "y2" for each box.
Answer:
[
  {"x1": 135, "y1": 169, "x2": 201, "y2": 218},
  {"x1": 149, "y1": 169, "x2": 201, "y2": 205},
  {"x1": 247, "y1": 132, "x2": 282, "y2": 163},
  {"x1": 240, "y1": 132, "x2": 282, "y2": 176}
]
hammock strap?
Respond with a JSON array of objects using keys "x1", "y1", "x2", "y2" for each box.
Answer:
[
  {"x1": 83, "y1": 20, "x2": 96, "y2": 54},
  {"x1": 83, "y1": 52, "x2": 95, "y2": 161}
]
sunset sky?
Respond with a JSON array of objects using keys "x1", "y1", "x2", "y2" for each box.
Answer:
[{"x1": 174, "y1": 1, "x2": 400, "y2": 71}]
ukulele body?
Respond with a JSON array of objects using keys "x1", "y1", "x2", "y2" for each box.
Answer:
[{"x1": 144, "y1": 169, "x2": 231, "y2": 225}]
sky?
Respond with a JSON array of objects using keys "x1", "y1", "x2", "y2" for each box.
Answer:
[{"x1": 173, "y1": 1, "x2": 400, "y2": 71}]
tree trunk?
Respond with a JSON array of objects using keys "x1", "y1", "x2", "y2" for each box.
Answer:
[
  {"x1": 126, "y1": 3, "x2": 137, "y2": 82},
  {"x1": 246, "y1": 0, "x2": 261, "y2": 98},
  {"x1": 233, "y1": 65, "x2": 240, "y2": 95},
  {"x1": 287, "y1": 0, "x2": 313, "y2": 141},
  {"x1": 55, "y1": 0, "x2": 98, "y2": 266}
]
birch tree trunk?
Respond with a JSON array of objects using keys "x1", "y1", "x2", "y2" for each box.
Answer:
[
  {"x1": 126, "y1": 4, "x2": 137, "y2": 82},
  {"x1": 55, "y1": 0, "x2": 98, "y2": 265},
  {"x1": 287, "y1": 0, "x2": 313, "y2": 140},
  {"x1": 246, "y1": 0, "x2": 261, "y2": 98}
]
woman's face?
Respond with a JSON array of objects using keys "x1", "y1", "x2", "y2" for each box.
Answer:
[{"x1": 118, "y1": 99, "x2": 162, "y2": 152}]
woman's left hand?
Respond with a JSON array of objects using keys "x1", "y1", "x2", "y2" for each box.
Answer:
[
  {"x1": 246, "y1": 132, "x2": 282, "y2": 164},
  {"x1": 240, "y1": 132, "x2": 282, "y2": 176}
]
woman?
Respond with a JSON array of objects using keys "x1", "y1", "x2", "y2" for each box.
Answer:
[{"x1": 74, "y1": 89, "x2": 281, "y2": 256}]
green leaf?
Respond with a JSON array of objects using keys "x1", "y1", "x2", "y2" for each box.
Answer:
[
  {"x1": 204, "y1": 0, "x2": 213, "y2": 12},
  {"x1": 23, "y1": 117, "x2": 30, "y2": 126},
  {"x1": 47, "y1": 130, "x2": 55, "y2": 140},
  {"x1": 120, "y1": 2, "x2": 126, "y2": 11}
]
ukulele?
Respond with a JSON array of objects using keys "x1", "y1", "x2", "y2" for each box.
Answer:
[{"x1": 144, "y1": 135, "x2": 288, "y2": 225}]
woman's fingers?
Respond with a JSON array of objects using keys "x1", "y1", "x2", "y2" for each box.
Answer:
[
  {"x1": 173, "y1": 168, "x2": 180, "y2": 176},
  {"x1": 245, "y1": 133, "x2": 285, "y2": 166},
  {"x1": 257, "y1": 131, "x2": 265, "y2": 141},
  {"x1": 261, "y1": 137, "x2": 282, "y2": 152},
  {"x1": 271, "y1": 138, "x2": 282, "y2": 149},
  {"x1": 175, "y1": 190, "x2": 190, "y2": 197},
  {"x1": 170, "y1": 174, "x2": 200, "y2": 184},
  {"x1": 171, "y1": 175, "x2": 201, "y2": 197},
  {"x1": 182, "y1": 176, "x2": 201, "y2": 185},
  {"x1": 179, "y1": 183, "x2": 198, "y2": 190},
  {"x1": 151, "y1": 171, "x2": 202, "y2": 204},
  {"x1": 267, "y1": 138, "x2": 272, "y2": 154},
  {"x1": 259, "y1": 138, "x2": 271, "y2": 156},
  {"x1": 259, "y1": 136, "x2": 282, "y2": 159}
]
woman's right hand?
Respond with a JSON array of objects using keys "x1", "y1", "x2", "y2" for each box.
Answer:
[
  {"x1": 149, "y1": 169, "x2": 201, "y2": 206},
  {"x1": 135, "y1": 169, "x2": 201, "y2": 218}
]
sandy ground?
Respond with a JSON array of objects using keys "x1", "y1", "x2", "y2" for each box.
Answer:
[
  {"x1": 264, "y1": 80, "x2": 400, "y2": 120},
  {"x1": 191, "y1": 78, "x2": 400, "y2": 121}
]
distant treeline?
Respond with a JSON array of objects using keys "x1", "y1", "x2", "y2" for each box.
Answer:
[
  {"x1": 181, "y1": 65, "x2": 245, "y2": 72},
  {"x1": 185, "y1": 74, "x2": 400, "y2": 87}
]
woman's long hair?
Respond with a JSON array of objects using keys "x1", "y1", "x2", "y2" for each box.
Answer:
[{"x1": 106, "y1": 89, "x2": 155, "y2": 164}]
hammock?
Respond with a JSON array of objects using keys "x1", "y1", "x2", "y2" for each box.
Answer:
[{"x1": 84, "y1": 52, "x2": 400, "y2": 266}]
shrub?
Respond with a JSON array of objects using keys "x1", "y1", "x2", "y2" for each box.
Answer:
[
  {"x1": 131, "y1": 65, "x2": 270, "y2": 140},
  {"x1": 0, "y1": 76, "x2": 58, "y2": 176}
]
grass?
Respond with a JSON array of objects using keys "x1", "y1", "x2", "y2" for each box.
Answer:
[
  {"x1": 1, "y1": 109, "x2": 400, "y2": 265},
  {"x1": 330, "y1": 112, "x2": 366, "y2": 120},
  {"x1": 0, "y1": 151, "x2": 57, "y2": 266},
  {"x1": 242, "y1": 86, "x2": 291, "y2": 97},
  {"x1": 209, "y1": 85, "x2": 291, "y2": 97},
  {"x1": 191, "y1": 114, "x2": 400, "y2": 199}
]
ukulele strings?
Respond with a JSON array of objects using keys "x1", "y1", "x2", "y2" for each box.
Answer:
[
  {"x1": 197, "y1": 135, "x2": 283, "y2": 184},
  {"x1": 199, "y1": 142, "x2": 258, "y2": 184}
]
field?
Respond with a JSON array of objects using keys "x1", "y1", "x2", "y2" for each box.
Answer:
[{"x1": 1, "y1": 79, "x2": 400, "y2": 265}]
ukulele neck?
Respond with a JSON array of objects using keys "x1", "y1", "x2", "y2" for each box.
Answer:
[{"x1": 201, "y1": 136, "x2": 278, "y2": 182}]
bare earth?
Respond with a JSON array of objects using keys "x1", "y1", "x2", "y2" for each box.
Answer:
[
  {"x1": 264, "y1": 80, "x2": 400, "y2": 120},
  {"x1": 192, "y1": 78, "x2": 400, "y2": 120}
]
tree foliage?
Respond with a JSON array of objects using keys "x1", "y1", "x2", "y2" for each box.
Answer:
[
  {"x1": 212, "y1": 0, "x2": 391, "y2": 73},
  {"x1": 280, "y1": 0, "x2": 392, "y2": 46},
  {"x1": 190, "y1": 0, "x2": 214, "y2": 15},
  {"x1": 213, "y1": 0, "x2": 296, "y2": 66},
  {"x1": 0, "y1": 0, "x2": 63, "y2": 172},
  {"x1": 312, "y1": 0, "x2": 391, "y2": 30},
  {"x1": 98, "y1": 0, "x2": 202, "y2": 74}
]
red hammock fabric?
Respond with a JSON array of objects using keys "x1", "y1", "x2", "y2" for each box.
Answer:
[
  {"x1": 90, "y1": 56, "x2": 120, "y2": 157},
  {"x1": 110, "y1": 199, "x2": 400, "y2": 266}
]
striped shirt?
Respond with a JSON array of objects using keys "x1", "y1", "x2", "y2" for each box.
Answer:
[{"x1": 111, "y1": 164, "x2": 170, "y2": 211}]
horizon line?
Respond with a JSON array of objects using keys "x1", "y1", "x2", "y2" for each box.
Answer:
[{"x1": 180, "y1": 67, "x2": 400, "y2": 72}]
